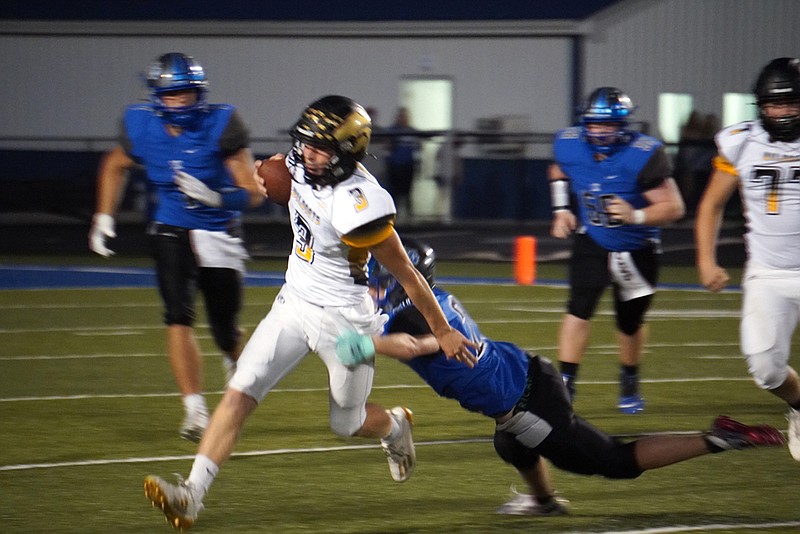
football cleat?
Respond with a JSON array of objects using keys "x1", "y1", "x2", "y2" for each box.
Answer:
[
  {"x1": 144, "y1": 475, "x2": 203, "y2": 531},
  {"x1": 787, "y1": 408, "x2": 800, "y2": 461},
  {"x1": 496, "y1": 487, "x2": 568, "y2": 516},
  {"x1": 708, "y1": 415, "x2": 786, "y2": 450},
  {"x1": 381, "y1": 406, "x2": 416, "y2": 482},
  {"x1": 179, "y1": 409, "x2": 208, "y2": 443},
  {"x1": 617, "y1": 394, "x2": 645, "y2": 414}
]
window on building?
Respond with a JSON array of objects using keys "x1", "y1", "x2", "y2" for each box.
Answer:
[
  {"x1": 658, "y1": 93, "x2": 694, "y2": 144},
  {"x1": 722, "y1": 93, "x2": 757, "y2": 128}
]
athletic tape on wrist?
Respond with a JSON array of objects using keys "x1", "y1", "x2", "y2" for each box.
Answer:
[{"x1": 550, "y1": 179, "x2": 569, "y2": 212}]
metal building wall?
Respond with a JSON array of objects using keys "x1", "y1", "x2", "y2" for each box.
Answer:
[
  {"x1": 583, "y1": 0, "x2": 800, "y2": 132},
  {"x1": 1, "y1": 0, "x2": 797, "y2": 145},
  {"x1": 0, "y1": 28, "x2": 575, "y2": 145}
]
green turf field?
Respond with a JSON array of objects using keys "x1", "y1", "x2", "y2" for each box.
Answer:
[{"x1": 1, "y1": 258, "x2": 797, "y2": 533}]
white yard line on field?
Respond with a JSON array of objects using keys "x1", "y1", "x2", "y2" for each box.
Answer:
[{"x1": 0, "y1": 377, "x2": 754, "y2": 403}]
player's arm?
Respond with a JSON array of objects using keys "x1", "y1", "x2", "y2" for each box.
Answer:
[
  {"x1": 374, "y1": 333, "x2": 439, "y2": 361},
  {"x1": 369, "y1": 231, "x2": 478, "y2": 367},
  {"x1": 694, "y1": 157, "x2": 739, "y2": 292},
  {"x1": 548, "y1": 163, "x2": 576, "y2": 239},
  {"x1": 224, "y1": 147, "x2": 265, "y2": 208},
  {"x1": 607, "y1": 148, "x2": 686, "y2": 225},
  {"x1": 335, "y1": 330, "x2": 438, "y2": 366},
  {"x1": 95, "y1": 145, "x2": 135, "y2": 216},
  {"x1": 89, "y1": 145, "x2": 135, "y2": 257},
  {"x1": 637, "y1": 177, "x2": 686, "y2": 225}
]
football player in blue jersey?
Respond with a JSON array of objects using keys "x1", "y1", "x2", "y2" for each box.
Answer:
[
  {"x1": 548, "y1": 87, "x2": 685, "y2": 413},
  {"x1": 336, "y1": 239, "x2": 785, "y2": 516},
  {"x1": 89, "y1": 52, "x2": 264, "y2": 442}
]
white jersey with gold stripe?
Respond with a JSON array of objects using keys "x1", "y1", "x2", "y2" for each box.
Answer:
[
  {"x1": 715, "y1": 120, "x2": 800, "y2": 270},
  {"x1": 284, "y1": 162, "x2": 397, "y2": 306}
]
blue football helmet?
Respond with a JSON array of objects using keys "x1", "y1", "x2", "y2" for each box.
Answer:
[
  {"x1": 579, "y1": 87, "x2": 635, "y2": 154},
  {"x1": 753, "y1": 57, "x2": 800, "y2": 142},
  {"x1": 146, "y1": 52, "x2": 209, "y2": 128},
  {"x1": 368, "y1": 238, "x2": 436, "y2": 313}
]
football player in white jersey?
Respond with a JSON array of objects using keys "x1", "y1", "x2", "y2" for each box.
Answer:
[
  {"x1": 143, "y1": 95, "x2": 477, "y2": 530},
  {"x1": 695, "y1": 57, "x2": 800, "y2": 462}
]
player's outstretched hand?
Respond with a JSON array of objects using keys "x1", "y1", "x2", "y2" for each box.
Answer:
[
  {"x1": 437, "y1": 329, "x2": 478, "y2": 368},
  {"x1": 89, "y1": 213, "x2": 116, "y2": 257},
  {"x1": 175, "y1": 171, "x2": 223, "y2": 207}
]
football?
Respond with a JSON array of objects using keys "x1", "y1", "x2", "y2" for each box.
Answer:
[{"x1": 256, "y1": 157, "x2": 293, "y2": 206}]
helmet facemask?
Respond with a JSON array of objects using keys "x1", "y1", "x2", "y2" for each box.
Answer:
[
  {"x1": 146, "y1": 52, "x2": 209, "y2": 128},
  {"x1": 579, "y1": 87, "x2": 635, "y2": 155},
  {"x1": 759, "y1": 101, "x2": 800, "y2": 142},
  {"x1": 291, "y1": 95, "x2": 372, "y2": 187},
  {"x1": 754, "y1": 58, "x2": 800, "y2": 142}
]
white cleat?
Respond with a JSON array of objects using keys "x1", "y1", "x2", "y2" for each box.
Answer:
[
  {"x1": 496, "y1": 487, "x2": 569, "y2": 516},
  {"x1": 144, "y1": 475, "x2": 203, "y2": 531},
  {"x1": 381, "y1": 406, "x2": 416, "y2": 482},
  {"x1": 179, "y1": 409, "x2": 208, "y2": 444}
]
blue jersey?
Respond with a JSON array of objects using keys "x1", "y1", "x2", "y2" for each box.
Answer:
[
  {"x1": 121, "y1": 103, "x2": 248, "y2": 231},
  {"x1": 386, "y1": 126, "x2": 420, "y2": 166},
  {"x1": 384, "y1": 287, "x2": 529, "y2": 418},
  {"x1": 553, "y1": 127, "x2": 671, "y2": 251}
]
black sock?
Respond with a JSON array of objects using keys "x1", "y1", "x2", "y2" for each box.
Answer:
[
  {"x1": 560, "y1": 362, "x2": 579, "y2": 378},
  {"x1": 620, "y1": 365, "x2": 640, "y2": 397}
]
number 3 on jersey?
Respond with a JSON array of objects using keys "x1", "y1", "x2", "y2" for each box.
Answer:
[{"x1": 293, "y1": 213, "x2": 315, "y2": 263}]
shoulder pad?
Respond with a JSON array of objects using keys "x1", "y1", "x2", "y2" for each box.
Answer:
[
  {"x1": 331, "y1": 175, "x2": 396, "y2": 235},
  {"x1": 716, "y1": 120, "x2": 759, "y2": 160},
  {"x1": 629, "y1": 133, "x2": 662, "y2": 152},
  {"x1": 557, "y1": 127, "x2": 581, "y2": 140}
]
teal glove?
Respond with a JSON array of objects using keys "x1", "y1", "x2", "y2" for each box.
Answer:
[{"x1": 336, "y1": 331, "x2": 376, "y2": 367}]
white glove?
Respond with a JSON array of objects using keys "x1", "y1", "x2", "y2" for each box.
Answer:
[
  {"x1": 89, "y1": 213, "x2": 116, "y2": 257},
  {"x1": 175, "y1": 171, "x2": 222, "y2": 207}
]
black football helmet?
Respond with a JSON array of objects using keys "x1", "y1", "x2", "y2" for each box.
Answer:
[
  {"x1": 579, "y1": 87, "x2": 635, "y2": 154},
  {"x1": 368, "y1": 238, "x2": 436, "y2": 313},
  {"x1": 753, "y1": 57, "x2": 800, "y2": 142},
  {"x1": 290, "y1": 95, "x2": 372, "y2": 187},
  {"x1": 145, "y1": 52, "x2": 209, "y2": 128}
]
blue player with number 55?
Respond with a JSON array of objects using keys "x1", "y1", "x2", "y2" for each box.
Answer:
[{"x1": 547, "y1": 87, "x2": 685, "y2": 412}]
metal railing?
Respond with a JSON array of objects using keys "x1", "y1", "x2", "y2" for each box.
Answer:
[{"x1": 1, "y1": 131, "x2": 717, "y2": 223}]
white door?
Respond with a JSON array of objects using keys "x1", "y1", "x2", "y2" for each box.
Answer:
[{"x1": 399, "y1": 77, "x2": 454, "y2": 220}]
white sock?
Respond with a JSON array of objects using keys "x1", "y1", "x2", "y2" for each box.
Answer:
[
  {"x1": 382, "y1": 413, "x2": 401, "y2": 442},
  {"x1": 182, "y1": 394, "x2": 208, "y2": 416},
  {"x1": 188, "y1": 454, "x2": 219, "y2": 499}
]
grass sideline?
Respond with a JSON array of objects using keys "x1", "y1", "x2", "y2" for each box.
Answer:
[{"x1": 1, "y1": 257, "x2": 797, "y2": 533}]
